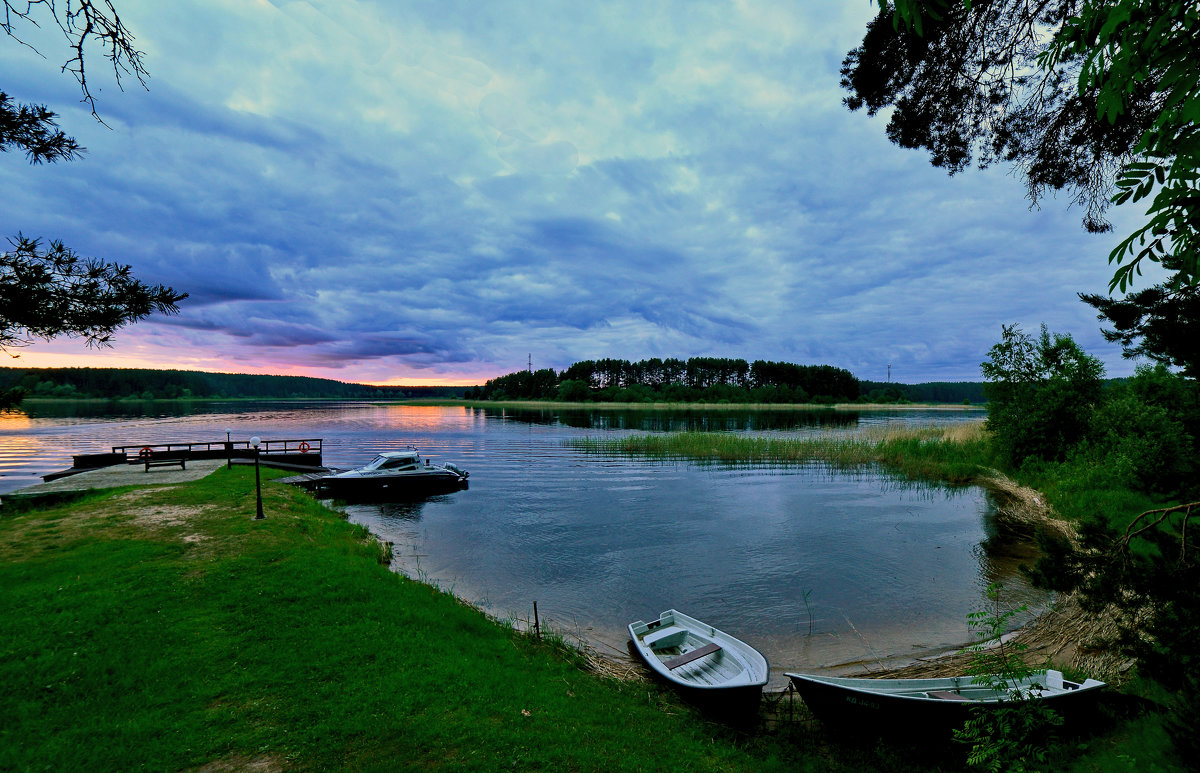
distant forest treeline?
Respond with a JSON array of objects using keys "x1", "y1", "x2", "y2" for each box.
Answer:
[
  {"x1": 0, "y1": 365, "x2": 997, "y2": 406},
  {"x1": 468, "y1": 357, "x2": 869, "y2": 403},
  {"x1": 859, "y1": 380, "x2": 986, "y2": 405},
  {"x1": 0, "y1": 367, "x2": 468, "y2": 401}
]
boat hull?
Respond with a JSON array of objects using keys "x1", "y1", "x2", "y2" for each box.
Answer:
[
  {"x1": 311, "y1": 472, "x2": 468, "y2": 500},
  {"x1": 786, "y1": 671, "x2": 1105, "y2": 735}
]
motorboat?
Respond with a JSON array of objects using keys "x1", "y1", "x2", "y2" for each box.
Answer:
[{"x1": 308, "y1": 449, "x2": 468, "y2": 499}]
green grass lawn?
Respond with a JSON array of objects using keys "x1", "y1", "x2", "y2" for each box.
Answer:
[
  {"x1": 0, "y1": 464, "x2": 1181, "y2": 771},
  {"x1": 0, "y1": 468, "x2": 810, "y2": 772}
]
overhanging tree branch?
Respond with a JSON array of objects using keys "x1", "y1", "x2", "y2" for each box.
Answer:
[
  {"x1": 851, "y1": 0, "x2": 1199, "y2": 289},
  {"x1": 2, "y1": 0, "x2": 147, "y2": 120},
  {"x1": 1117, "y1": 501, "x2": 1199, "y2": 566},
  {"x1": 0, "y1": 90, "x2": 82, "y2": 161},
  {"x1": 0, "y1": 234, "x2": 186, "y2": 353}
]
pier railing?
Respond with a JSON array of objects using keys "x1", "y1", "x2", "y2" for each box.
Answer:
[
  {"x1": 111, "y1": 439, "x2": 323, "y2": 460},
  {"x1": 52, "y1": 439, "x2": 326, "y2": 480}
]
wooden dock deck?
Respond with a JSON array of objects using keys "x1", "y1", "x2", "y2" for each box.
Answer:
[
  {"x1": 274, "y1": 470, "x2": 336, "y2": 487},
  {"x1": 2, "y1": 459, "x2": 229, "y2": 505}
]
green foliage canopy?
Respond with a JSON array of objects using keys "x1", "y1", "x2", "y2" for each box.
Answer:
[
  {"x1": 0, "y1": 92, "x2": 82, "y2": 163},
  {"x1": 0, "y1": 366, "x2": 468, "y2": 401},
  {"x1": 848, "y1": 1, "x2": 1199, "y2": 290},
  {"x1": 0, "y1": 236, "x2": 186, "y2": 352},
  {"x1": 1080, "y1": 281, "x2": 1200, "y2": 377},
  {"x1": 1040, "y1": 0, "x2": 1199, "y2": 291}
]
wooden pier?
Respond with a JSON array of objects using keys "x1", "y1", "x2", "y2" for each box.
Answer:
[
  {"x1": 33, "y1": 438, "x2": 326, "y2": 486},
  {"x1": 56, "y1": 438, "x2": 326, "y2": 476},
  {"x1": 4, "y1": 438, "x2": 328, "y2": 506},
  {"x1": 110, "y1": 438, "x2": 323, "y2": 462}
]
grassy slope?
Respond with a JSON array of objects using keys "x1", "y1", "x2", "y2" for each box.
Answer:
[{"x1": 0, "y1": 468, "x2": 813, "y2": 772}]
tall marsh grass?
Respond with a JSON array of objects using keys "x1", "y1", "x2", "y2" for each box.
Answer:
[{"x1": 569, "y1": 421, "x2": 995, "y2": 485}]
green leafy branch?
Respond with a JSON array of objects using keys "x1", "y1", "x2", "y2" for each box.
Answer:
[
  {"x1": 953, "y1": 583, "x2": 1063, "y2": 772},
  {"x1": 1042, "y1": 0, "x2": 1199, "y2": 290}
]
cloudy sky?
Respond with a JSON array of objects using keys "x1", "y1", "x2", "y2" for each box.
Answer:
[{"x1": 2, "y1": 1, "x2": 1150, "y2": 385}]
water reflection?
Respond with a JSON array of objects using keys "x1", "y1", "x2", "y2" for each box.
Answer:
[
  {"x1": 20, "y1": 398, "x2": 243, "y2": 419},
  {"x1": 476, "y1": 406, "x2": 861, "y2": 432},
  {"x1": 340, "y1": 499, "x2": 427, "y2": 524}
]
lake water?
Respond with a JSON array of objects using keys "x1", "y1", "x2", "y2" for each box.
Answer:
[{"x1": 0, "y1": 400, "x2": 1043, "y2": 686}]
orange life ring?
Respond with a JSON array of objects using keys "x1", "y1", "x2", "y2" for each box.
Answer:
[
  {"x1": 139, "y1": 446, "x2": 153, "y2": 459},
  {"x1": 298, "y1": 442, "x2": 311, "y2": 454}
]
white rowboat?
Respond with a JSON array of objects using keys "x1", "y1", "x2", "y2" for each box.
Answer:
[{"x1": 628, "y1": 609, "x2": 769, "y2": 705}]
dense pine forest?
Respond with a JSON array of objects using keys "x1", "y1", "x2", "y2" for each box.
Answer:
[
  {"x1": 0, "y1": 367, "x2": 467, "y2": 401},
  {"x1": 858, "y1": 380, "x2": 985, "y2": 404},
  {"x1": 466, "y1": 357, "x2": 986, "y2": 404}
]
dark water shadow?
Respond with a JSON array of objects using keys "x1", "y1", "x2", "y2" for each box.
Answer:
[{"x1": 474, "y1": 406, "x2": 860, "y2": 432}]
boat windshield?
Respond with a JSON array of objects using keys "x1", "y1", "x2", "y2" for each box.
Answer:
[{"x1": 364, "y1": 453, "x2": 420, "y2": 471}]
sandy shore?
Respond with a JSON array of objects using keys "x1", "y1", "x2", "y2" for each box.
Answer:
[{"x1": 871, "y1": 471, "x2": 1127, "y2": 681}]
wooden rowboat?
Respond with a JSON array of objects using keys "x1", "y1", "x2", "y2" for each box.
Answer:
[
  {"x1": 628, "y1": 609, "x2": 769, "y2": 707},
  {"x1": 786, "y1": 670, "x2": 1105, "y2": 733}
]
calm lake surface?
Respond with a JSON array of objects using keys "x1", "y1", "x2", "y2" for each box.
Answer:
[{"x1": 0, "y1": 400, "x2": 1043, "y2": 686}]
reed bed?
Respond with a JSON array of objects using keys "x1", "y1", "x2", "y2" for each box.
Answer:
[{"x1": 569, "y1": 421, "x2": 994, "y2": 486}]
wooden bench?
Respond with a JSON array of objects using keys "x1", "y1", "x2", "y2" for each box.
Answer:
[
  {"x1": 144, "y1": 455, "x2": 187, "y2": 472},
  {"x1": 663, "y1": 642, "x2": 722, "y2": 670}
]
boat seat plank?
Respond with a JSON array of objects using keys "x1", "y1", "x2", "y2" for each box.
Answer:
[
  {"x1": 663, "y1": 642, "x2": 721, "y2": 670},
  {"x1": 926, "y1": 690, "x2": 975, "y2": 702},
  {"x1": 643, "y1": 626, "x2": 686, "y2": 649}
]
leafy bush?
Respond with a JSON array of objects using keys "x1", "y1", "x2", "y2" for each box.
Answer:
[
  {"x1": 556, "y1": 379, "x2": 590, "y2": 401},
  {"x1": 981, "y1": 324, "x2": 1105, "y2": 466},
  {"x1": 1086, "y1": 391, "x2": 1194, "y2": 494}
]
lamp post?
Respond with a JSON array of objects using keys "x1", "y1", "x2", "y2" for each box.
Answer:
[
  {"x1": 250, "y1": 436, "x2": 264, "y2": 520},
  {"x1": 225, "y1": 428, "x2": 232, "y2": 469}
]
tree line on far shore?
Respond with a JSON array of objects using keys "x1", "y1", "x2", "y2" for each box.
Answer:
[
  {"x1": 0, "y1": 367, "x2": 466, "y2": 404},
  {"x1": 468, "y1": 357, "x2": 870, "y2": 403}
]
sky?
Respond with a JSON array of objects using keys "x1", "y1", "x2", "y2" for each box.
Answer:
[{"x1": 1, "y1": 0, "x2": 1155, "y2": 386}]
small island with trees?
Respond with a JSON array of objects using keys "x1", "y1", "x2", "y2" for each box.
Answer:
[{"x1": 467, "y1": 356, "x2": 986, "y2": 405}]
